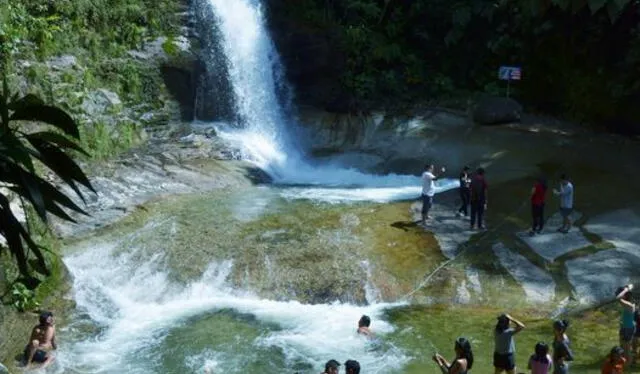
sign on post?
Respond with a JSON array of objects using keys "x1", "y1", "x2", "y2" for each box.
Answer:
[
  {"x1": 498, "y1": 66, "x2": 521, "y2": 81},
  {"x1": 498, "y1": 66, "x2": 521, "y2": 98}
]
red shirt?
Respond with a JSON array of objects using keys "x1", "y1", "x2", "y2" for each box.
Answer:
[
  {"x1": 531, "y1": 182, "x2": 546, "y2": 205},
  {"x1": 601, "y1": 356, "x2": 625, "y2": 374}
]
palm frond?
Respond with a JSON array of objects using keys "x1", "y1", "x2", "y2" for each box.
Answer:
[{"x1": 0, "y1": 86, "x2": 94, "y2": 287}]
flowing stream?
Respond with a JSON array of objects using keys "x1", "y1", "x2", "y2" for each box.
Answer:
[{"x1": 53, "y1": 0, "x2": 462, "y2": 373}]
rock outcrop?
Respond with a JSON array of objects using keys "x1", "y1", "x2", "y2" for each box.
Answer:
[{"x1": 472, "y1": 96, "x2": 523, "y2": 125}]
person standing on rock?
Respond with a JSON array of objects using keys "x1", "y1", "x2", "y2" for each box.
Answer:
[
  {"x1": 457, "y1": 166, "x2": 472, "y2": 218},
  {"x1": 552, "y1": 319, "x2": 574, "y2": 374},
  {"x1": 530, "y1": 177, "x2": 548, "y2": 236},
  {"x1": 553, "y1": 174, "x2": 574, "y2": 233},
  {"x1": 494, "y1": 313, "x2": 526, "y2": 374},
  {"x1": 470, "y1": 167, "x2": 488, "y2": 230},
  {"x1": 615, "y1": 284, "x2": 636, "y2": 362},
  {"x1": 421, "y1": 164, "x2": 446, "y2": 225}
]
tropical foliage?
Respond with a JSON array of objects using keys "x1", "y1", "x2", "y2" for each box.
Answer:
[
  {"x1": 269, "y1": 0, "x2": 640, "y2": 132},
  {"x1": 0, "y1": 0, "x2": 179, "y2": 66},
  {"x1": 0, "y1": 80, "x2": 93, "y2": 288}
]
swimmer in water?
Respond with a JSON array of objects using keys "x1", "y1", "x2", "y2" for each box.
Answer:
[
  {"x1": 23, "y1": 311, "x2": 57, "y2": 369},
  {"x1": 357, "y1": 315, "x2": 373, "y2": 337}
]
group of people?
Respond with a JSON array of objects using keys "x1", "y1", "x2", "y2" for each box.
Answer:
[
  {"x1": 427, "y1": 314, "x2": 571, "y2": 374},
  {"x1": 17, "y1": 292, "x2": 640, "y2": 373},
  {"x1": 420, "y1": 164, "x2": 575, "y2": 235},
  {"x1": 420, "y1": 164, "x2": 489, "y2": 229},
  {"x1": 488, "y1": 314, "x2": 574, "y2": 374},
  {"x1": 432, "y1": 293, "x2": 639, "y2": 374},
  {"x1": 320, "y1": 316, "x2": 372, "y2": 374}
]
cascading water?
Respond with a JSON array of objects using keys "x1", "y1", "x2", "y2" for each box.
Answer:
[
  {"x1": 49, "y1": 2, "x2": 458, "y2": 373},
  {"x1": 54, "y1": 219, "x2": 410, "y2": 374},
  {"x1": 198, "y1": 0, "x2": 458, "y2": 202}
]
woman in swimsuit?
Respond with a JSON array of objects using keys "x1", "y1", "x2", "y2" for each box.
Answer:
[{"x1": 432, "y1": 337, "x2": 474, "y2": 374}]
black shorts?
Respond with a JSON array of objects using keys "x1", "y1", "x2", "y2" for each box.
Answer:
[
  {"x1": 421, "y1": 194, "x2": 433, "y2": 214},
  {"x1": 493, "y1": 352, "x2": 515, "y2": 370},
  {"x1": 23, "y1": 346, "x2": 48, "y2": 363}
]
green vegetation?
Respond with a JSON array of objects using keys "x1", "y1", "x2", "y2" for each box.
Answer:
[
  {"x1": 0, "y1": 0, "x2": 182, "y2": 162},
  {"x1": 9, "y1": 282, "x2": 39, "y2": 312},
  {"x1": 270, "y1": 0, "x2": 640, "y2": 133},
  {"x1": 0, "y1": 84, "x2": 93, "y2": 291},
  {"x1": 0, "y1": 0, "x2": 184, "y2": 318},
  {"x1": 0, "y1": 0, "x2": 179, "y2": 66}
]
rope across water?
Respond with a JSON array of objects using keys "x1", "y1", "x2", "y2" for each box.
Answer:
[{"x1": 401, "y1": 197, "x2": 530, "y2": 301}]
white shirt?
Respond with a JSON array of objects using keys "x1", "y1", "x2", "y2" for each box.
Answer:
[
  {"x1": 560, "y1": 182, "x2": 574, "y2": 209},
  {"x1": 422, "y1": 171, "x2": 436, "y2": 197}
]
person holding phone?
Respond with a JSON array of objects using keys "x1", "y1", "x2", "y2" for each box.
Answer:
[{"x1": 421, "y1": 164, "x2": 446, "y2": 225}]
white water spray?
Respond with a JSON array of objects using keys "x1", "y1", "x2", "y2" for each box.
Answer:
[
  {"x1": 55, "y1": 220, "x2": 410, "y2": 373},
  {"x1": 201, "y1": 0, "x2": 457, "y2": 202}
]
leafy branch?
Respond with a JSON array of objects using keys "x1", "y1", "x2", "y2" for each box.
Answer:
[{"x1": 0, "y1": 78, "x2": 95, "y2": 289}]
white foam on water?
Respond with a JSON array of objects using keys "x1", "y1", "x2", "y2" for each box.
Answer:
[
  {"x1": 279, "y1": 178, "x2": 460, "y2": 204},
  {"x1": 202, "y1": 0, "x2": 453, "y2": 203},
  {"x1": 55, "y1": 223, "x2": 410, "y2": 373}
]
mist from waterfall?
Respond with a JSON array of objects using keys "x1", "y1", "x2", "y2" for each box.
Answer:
[{"x1": 200, "y1": 0, "x2": 458, "y2": 202}]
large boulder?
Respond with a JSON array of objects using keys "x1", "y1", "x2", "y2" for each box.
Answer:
[
  {"x1": 81, "y1": 89, "x2": 123, "y2": 116},
  {"x1": 46, "y1": 55, "x2": 78, "y2": 71},
  {"x1": 472, "y1": 96, "x2": 523, "y2": 125}
]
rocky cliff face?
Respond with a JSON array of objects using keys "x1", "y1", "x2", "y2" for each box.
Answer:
[
  {"x1": 296, "y1": 106, "x2": 475, "y2": 174},
  {"x1": 264, "y1": 0, "x2": 349, "y2": 112}
]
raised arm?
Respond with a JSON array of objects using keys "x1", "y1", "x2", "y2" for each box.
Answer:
[
  {"x1": 506, "y1": 314, "x2": 525, "y2": 333},
  {"x1": 616, "y1": 284, "x2": 633, "y2": 299},
  {"x1": 617, "y1": 284, "x2": 635, "y2": 310}
]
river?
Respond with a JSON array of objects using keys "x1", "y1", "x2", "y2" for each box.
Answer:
[{"x1": 45, "y1": 0, "x2": 639, "y2": 373}]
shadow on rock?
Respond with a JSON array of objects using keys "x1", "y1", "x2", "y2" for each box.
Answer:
[
  {"x1": 243, "y1": 166, "x2": 273, "y2": 185},
  {"x1": 390, "y1": 220, "x2": 422, "y2": 232}
]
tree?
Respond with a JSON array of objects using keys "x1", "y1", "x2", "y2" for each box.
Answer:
[{"x1": 0, "y1": 79, "x2": 94, "y2": 289}]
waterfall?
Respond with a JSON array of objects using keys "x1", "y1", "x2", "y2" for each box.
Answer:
[{"x1": 198, "y1": 0, "x2": 458, "y2": 202}]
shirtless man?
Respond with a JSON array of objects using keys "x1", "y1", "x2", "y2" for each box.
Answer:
[
  {"x1": 24, "y1": 311, "x2": 57, "y2": 368},
  {"x1": 357, "y1": 315, "x2": 373, "y2": 337}
]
